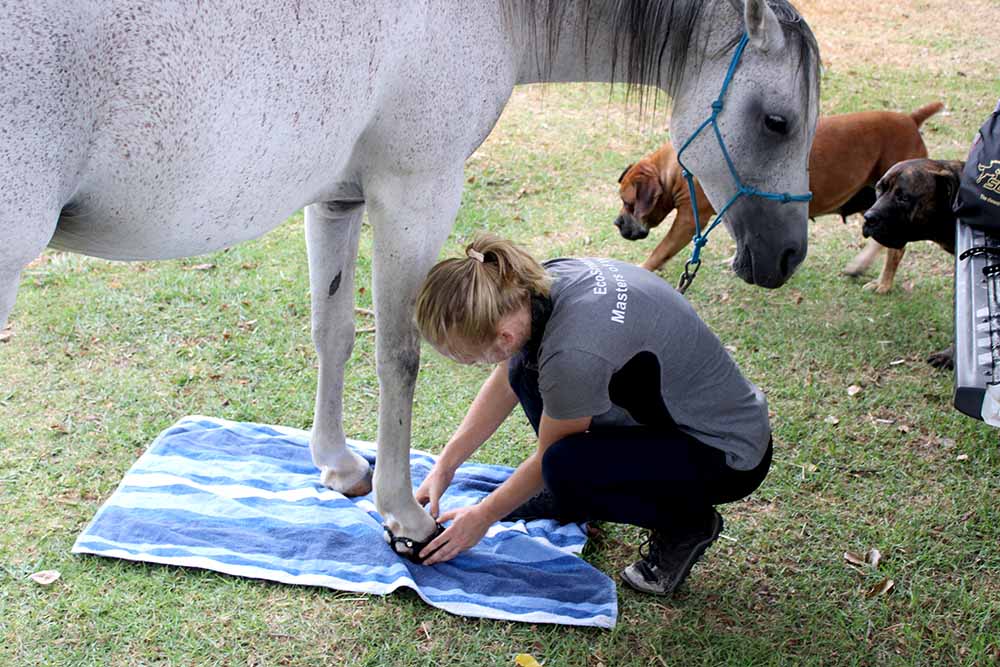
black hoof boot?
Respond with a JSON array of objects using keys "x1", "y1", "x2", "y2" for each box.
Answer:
[{"x1": 383, "y1": 523, "x2": 445, "y2": 563}]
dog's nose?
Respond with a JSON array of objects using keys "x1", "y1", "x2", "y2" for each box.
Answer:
[
  {"x1": 614, "y1": 215, "x2": 624, "y2": 230},
  {"x1": 861, "y1": 211, "x2": 877, "y2": 238}
]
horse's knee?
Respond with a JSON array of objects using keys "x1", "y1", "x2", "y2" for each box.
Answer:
[
  {"x1": 379, "y1": 347, "x2": 420, "y2": 386},
  {"x1": 376, "y1": 332, "x2": 421, "y2": 383},
  {"x1": 311, "y1": 319, "x2": 355, "y2": 362}
]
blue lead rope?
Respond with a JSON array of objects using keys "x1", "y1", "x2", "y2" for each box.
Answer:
[{"x1": 675, "y1": 32, "x2": 813, "y2": 293}]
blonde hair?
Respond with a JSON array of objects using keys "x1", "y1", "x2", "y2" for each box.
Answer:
[{"x1": 415, "y1": 233, "x2": 551, "y2": 352}]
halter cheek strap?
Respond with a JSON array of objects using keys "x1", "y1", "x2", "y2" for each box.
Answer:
[{"x1": 675, "y1": 33, "x2": 813, "y2": 294}]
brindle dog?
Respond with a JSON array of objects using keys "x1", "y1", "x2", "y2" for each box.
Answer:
[{"x1": 862, "y1": 158, "x2": 965, "y2": 368}]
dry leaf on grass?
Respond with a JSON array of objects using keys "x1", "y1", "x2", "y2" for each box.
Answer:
[
  {"x1": 515, "y1": 655, "x2": 542, "y2": 667},
  {"x1": 185, "y1": 263, "x2": 216, "y2": 271},
  {"x1": 847, "y1": 385, "x2": 862, "y2": 397},
  {"x1": 845, "y1": 548, "x2": 883, "y2": 569},
  {"x1": 29, "y1": 570, "x2": 61, "y2": 585},
  {"x1": 956, "y1": 454, "x2": 970, "y2": 461},
  {"x1": 865, "y1": 578, "x2": 894, "y2": 598},
  {"x1": 824, "y1": 415, "x2": 840, "y2": 425},
  {"x1": 844, "y1": 551, "x2": 867, "y2": 567}
]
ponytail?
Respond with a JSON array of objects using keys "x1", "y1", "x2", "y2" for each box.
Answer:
[{"x1": 415, "y1": 233, "x2": 551, "y2": 352}]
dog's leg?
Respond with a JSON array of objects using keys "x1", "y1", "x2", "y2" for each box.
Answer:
[
  {"x1": 864, "y1": 247, "x2": 905, "y2": 294},
  {"x1": 640, "y1": 211, "x2": 695, "y2": 272},
  {"x1": 843, "y1": 238, "x2": 884, "y2": 277}
]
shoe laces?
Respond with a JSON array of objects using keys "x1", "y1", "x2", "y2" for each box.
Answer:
[{"x1": 637, "y1": 530, "x2": 667, "y2": 566}]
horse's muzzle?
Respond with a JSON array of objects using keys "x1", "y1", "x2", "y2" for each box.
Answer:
[{"x1": 732, "y1": 242, "x2": 805, "y2": 289}]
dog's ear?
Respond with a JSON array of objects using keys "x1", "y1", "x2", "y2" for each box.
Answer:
[
  {"x1": 617, "y1": 163, "x2": 635, "y2": 184},
  {"x1": 633, "y1": 177, "x2": 663, "y2": 220},
  {"x1": 928, "y1": 167, "x2": 960, "y2": 209},
  {"x1": 745, "y1": 0, "x2": 786, "y2": 53}
]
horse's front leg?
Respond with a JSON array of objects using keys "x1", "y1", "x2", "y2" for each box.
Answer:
[
  {"x1": 306, "y1": 201, "x2": 373, "y2": 495},
  {"x1": 366, "y1": 168, "x2": 464, "y2": 556}
]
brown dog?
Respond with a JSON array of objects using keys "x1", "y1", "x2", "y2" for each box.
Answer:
[{"x1": 616, "y1": 102, "x2": 945, "y2": 280}]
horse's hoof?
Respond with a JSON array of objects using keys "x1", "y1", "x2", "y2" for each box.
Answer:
[
  {"x1": 384, "y1": 523, "x2": 445, "y2": 563},
  {"x1": 320, "y1": 464, "x2": 373, "y2": 497}
]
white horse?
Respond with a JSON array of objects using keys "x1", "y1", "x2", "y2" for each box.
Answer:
[{"x1": 0, "y1": 0, "x2": 818, "y2": 555}]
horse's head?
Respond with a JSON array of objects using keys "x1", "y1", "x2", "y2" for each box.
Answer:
[{"x1": 670, "y1": 0, "x2": 819, "y2": 288}]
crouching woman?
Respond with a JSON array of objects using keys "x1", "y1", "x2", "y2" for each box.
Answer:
[{"x1": 413, "y1": 234, "x2": 772, "y2": 595}]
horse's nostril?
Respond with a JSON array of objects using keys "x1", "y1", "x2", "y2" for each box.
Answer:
[{"x1": 779, "y1": 247, "x2": 798, "y2": 277}]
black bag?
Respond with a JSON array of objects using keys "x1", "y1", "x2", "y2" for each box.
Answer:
[{"x1": 954, "y1": 100, "x2": 1000, "y2": 230}]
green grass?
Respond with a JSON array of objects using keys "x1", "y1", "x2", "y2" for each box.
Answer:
[{"x1": 3, "y1": 16, "x2": 1000, "y2": 667}]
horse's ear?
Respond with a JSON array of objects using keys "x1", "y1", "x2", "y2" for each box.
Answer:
[{"x1": 745, "y1": 0, "x2": 786, "y2": 53}]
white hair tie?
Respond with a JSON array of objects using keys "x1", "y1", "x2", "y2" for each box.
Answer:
[{"x1": 466, "y1": 248, "x2": 485, "y2": 263}]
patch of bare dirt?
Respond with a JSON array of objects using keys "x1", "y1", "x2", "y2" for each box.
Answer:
[{"x1": 797, "y1": 0, "x2": 1000, "y2": 75}]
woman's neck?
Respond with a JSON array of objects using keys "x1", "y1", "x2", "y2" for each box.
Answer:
[{"x1": 523, "y1": 293, "x2": 553, "y2": 358}]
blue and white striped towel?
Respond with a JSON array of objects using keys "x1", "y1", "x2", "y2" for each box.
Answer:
[{"x1": 72, "y1": 416, "x2": 617, "y2": 628}]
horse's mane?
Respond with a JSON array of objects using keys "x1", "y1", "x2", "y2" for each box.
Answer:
[{"x1": 507, "y1": 0, "x2": 819, "y2": 107}]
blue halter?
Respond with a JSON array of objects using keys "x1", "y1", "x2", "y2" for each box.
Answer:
[{"x1": 675, "y1": 33, "x2": 813, "y2": 293}]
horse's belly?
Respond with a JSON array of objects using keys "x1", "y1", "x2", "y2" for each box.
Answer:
[
  {"x1": 50, "y1": 185, "x2": 301, "y2": 261},
  {"x1": 54, "y1": 95, "x2": 366, "y2": 261},
  {"x1": 37, "y1": 0, "x2": 514, "y2": 260},
  {"x1": 50, "y1": 208, "x2": 293, "y2": 262}
]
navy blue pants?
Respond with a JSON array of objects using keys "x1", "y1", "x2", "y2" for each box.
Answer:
[{"x1": 508, "y1": 350, "x2": 772, "y2": 532}]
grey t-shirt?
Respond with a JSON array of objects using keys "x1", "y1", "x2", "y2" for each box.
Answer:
[{"x1": 536, "y1": 257, "x2": 770, "y2": 470}]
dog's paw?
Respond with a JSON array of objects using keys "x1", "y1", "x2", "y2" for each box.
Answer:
[
  {"x1": 926, "y1": 347, "x2": 954, "y2": 370},
  {"x1": 842, "y1": 261, "x2": 870, "y2": 278},
  {"x1": 862, "y1": 279, "x2": 892, "y2": 295}
]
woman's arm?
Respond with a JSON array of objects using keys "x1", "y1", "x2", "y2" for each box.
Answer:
[
  {"x1": 419, "y1": 413, "x2": 591, "y2": 565},
  {"x1": 415, "y1": 360, "x2": 519, "y2": 517},
  {"x1": 476, "y1": 413, "x2": 591, "y2": 521},
  {"x1": 437, "y1": 360, "x2": 519, "y2": 472}
]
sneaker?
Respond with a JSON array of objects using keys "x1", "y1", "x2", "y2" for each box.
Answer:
[
  {"x1": 501, "y1": 487, "x2": 569, "y2": 522},
  {"x1": 620, "y1": 509, "x2": 723, "y2": 596}
]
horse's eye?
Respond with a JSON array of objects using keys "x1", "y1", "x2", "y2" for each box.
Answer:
[{"x1": 764, "y1": 114, "x2": 789, "y2": 135}]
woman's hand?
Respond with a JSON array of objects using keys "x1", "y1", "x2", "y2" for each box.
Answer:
[
  {"x1": 419, "y1": 504, "x2": 493, "y2": 565},
  {"x1": 414, "y1": 465, "x2": 455, "y2": 519}
]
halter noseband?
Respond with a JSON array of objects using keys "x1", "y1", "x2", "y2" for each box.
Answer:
[{"x1": 675, "y1": 33, "x2": 813, "y2": 294}]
